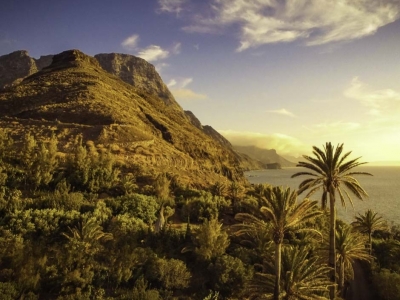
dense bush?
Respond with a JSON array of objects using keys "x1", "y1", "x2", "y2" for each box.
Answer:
[{"x1": 372, "y1": 269, "x2": 400, "y2": 300}]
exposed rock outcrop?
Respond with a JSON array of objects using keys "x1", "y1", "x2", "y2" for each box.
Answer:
[
  {"x1": 95, "y1": 53, "x2": 180, "y2": 109},
  {"x1": 184, "y1": 110, "x2": 203, "y2": 130},
  {"x1": 35, "y1": 55, "x2": 54, "y2": 71},
  {"x1": 0, "y1": 50, "x2": 38, "y2": 89}
]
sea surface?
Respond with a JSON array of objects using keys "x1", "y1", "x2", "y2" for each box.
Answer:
[{"x1": 245, "y1": 166, "x2": 400, "y2": 226}]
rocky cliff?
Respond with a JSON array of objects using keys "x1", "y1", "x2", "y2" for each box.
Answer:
[
  {"x1": 95, "y1": 53, "x2": 180, "y2": 109},
  {"x1": 0, "y1": 50, "x2": 38, "y2": 89},
  {"x1": 0, "y1": 49, "x2": 253, "y2": 186}
]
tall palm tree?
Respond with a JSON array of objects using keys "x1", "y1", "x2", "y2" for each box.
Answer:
[
  {"x1": 291, "y1": 142, "x2": 371, "y2": 300},
  {"x1": 249, "y1": 246, "x2": 331, "y2": 300},
  {"x1": 352, "y1": 209, "x2": 386, "y2": 255},
  {"x1": 333, "y1": 223, "x2": 372, "y2": 296},
  {"x1": 235, "y1": 186, "x2": 322, "y2": 300}
]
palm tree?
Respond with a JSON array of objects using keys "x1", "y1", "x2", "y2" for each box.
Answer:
[
  {"x1": 235, "y1": 186, "x2": 322, "y2": 300},
  {"x1": 249, "y1": 246, "x2": 331, "y2": 300},
  {"x1": 333, "y1": 223, "x2": 372, "y2": 296},
  {"x1": 291, "y1": 142, "x2": 372, "y2": 299},
  {"x1": 211, "y1": 181, "x2": 227, "y2": 197},
  {"x1": 63, "y1": 217, "x2": 113, "y2": 255},
  {"x1": 352, "y1": 209, "x2": 386, "y2": 255}
]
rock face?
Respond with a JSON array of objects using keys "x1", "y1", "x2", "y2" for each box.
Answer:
[
  {"x1": 95, "y1": 53, "x2": 180, "y2": 109},
  {"x1": 0, "y1": 50, "x2": 38, "y2": 89},
  {"x1": 35, "y1": 55, "x2": 54, "y2": 71},
  {"x1": 184, "y1": 110, "x2": 203, "y2": 130},
  {"x1": 0, "y1": 49, "x2": 250, "y2": 186}
]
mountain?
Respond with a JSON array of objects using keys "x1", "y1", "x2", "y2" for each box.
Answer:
[
  {"x1": 0, "y1": 50, "x2": 53, "y2": 90},
  {"x1": 233, "y1": 145, "x2": 296, "y2": 168},
  {"x1": 0, "y1": 49, "x2": 256, "y2": 187}
]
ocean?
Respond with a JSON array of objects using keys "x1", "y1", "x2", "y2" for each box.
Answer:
[{"x1": 245, "y1": 166, "x2": 400, "y2": 226}]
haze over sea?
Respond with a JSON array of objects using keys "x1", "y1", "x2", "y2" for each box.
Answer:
[{"x1": 245, "y1": 166, "x2": 400, "y2": 226}]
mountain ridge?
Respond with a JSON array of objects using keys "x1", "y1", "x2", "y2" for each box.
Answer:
[
  {"x1": 0, "y1": 49, "x2": 253, "y2": 186},
  {"x1": 0, "y1": 49, "x2": 292, "y2": 186}
]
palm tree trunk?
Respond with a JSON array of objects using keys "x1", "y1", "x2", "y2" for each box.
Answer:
[
  {"x1": 329, "y1": 192, "x2": 337, "y2": 300},
  {"x1": 339, "y1": 257, "x2": 345, "y2": 297},
  {"x1": 368, "y1": 232, "x2": 372, "y2": 255},
  {"x1": 274, "y1": 242, "x2": 282, "y2": 300}
]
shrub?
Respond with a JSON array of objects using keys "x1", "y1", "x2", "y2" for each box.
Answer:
[
  {"x1": 373, "y1": 269, "x2": 400, "y2": 300},
  {"x1": 113, "y1": 194, "x2": 159, "y2": 224}
]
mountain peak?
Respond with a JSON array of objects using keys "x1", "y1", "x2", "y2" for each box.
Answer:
[
  {"x1": 95, "y1": 52, "x2": 179, "y2": 108},
  {"x1": 0, "y1": 50, "x2": 38, "y2": 89},
  {"x1": 49, "y1": 49, "x2": 101, "y2": 70}
]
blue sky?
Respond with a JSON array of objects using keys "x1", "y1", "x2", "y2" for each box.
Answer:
[{"x1": 1, "y1": 0, "x2": 400, "y2": 163}]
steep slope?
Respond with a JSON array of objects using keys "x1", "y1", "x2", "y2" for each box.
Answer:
[
  {"x1": 234, "y1": 145, "x2": 296, "y2": 168},
  {"x1": 0, "y1": 49, "x2": 247, "y2": 186},
  {"x1": 184, "y1": 110, "x2": 264, "y2": 170},
  {"x1": 95, "y1": 53, "x2": 179, "y2": 109}
]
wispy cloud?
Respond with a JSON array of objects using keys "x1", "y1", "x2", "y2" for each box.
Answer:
[
  {"x1": 166, "y1": 0, "x2": 400, "y2": 51},
  {"x1": 121, "y1": 34, "x2": 140, "y2": 51},
  {"x1": 218, "y1": 130, "x2": 308, "y2": 157},
  {"x1": 266, "y1": 108, "x2": 296, "y2": 117},
  {"x1": 171, "y1": 42, "x2": 182, "y2": 54},
  {"x1": 344, "y1": 77, "x2": 400, "y2": 116},
  {"x1": 172, "y1": 88, "x2": 207, "y2": 100},
  {"x1": 167, "y1": 79, "x2": 177, "y2": 87},
  {"x1": 121, "y1": 34, "x2": 182, "y2": 63},
  {"x1": 157, "y1": 0, "x2": 187, "y2": 15},
  {"x1": 303, "y1": 121, "x2": 361, "y2": 137},
  {"x1": 168, "y1": 77, "x2": 207, "y2": 101},
  {"x1": 155, "y1": 62, "x2": 170, "y2": 73},
  {"x1": 137, "y1": 45, "x2": 170, "y2": 62}
]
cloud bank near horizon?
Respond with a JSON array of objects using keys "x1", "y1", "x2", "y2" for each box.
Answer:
[{"x1": 218, "y1": 129, "x2": 308, "y2": 157}]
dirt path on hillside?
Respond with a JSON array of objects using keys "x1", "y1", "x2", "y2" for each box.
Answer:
[{"x1": 345, "y1": 261, "x2": 374, "y2": 300}]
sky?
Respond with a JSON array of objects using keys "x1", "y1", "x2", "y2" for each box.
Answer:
[{"x1": 1, "y1": 0, "x2": 400, "y2": 164}]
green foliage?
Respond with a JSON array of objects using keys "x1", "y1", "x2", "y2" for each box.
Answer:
[
  {"x1": 130, "y1": 276, "x2": 161, "y2": 300},
  {"x1": 373, "y1": 239, "x2": 400, "y2": 272},
  {"x1": 249, "y1": 246, "x2": 331, "y2": 300},
  {"x1": 181, "y1": 190, "x2": 230, "y2": 222},
  {"x1": 0, "y1": 129, "x2": 14, "y2": 163},
  {"x1": 111, "y1": 193, "x2": 159, "y2": 224},
  {"x1": 153, "y1": 173, "x2": 171, "y2": 201},
  {"x1": 372, "y1": 269, "x2": 400, "y2": 300},
  {"x1": 147, "y1": 257, "x2": 191, "y2": 290},
  {"x1": 0, "y1": 282, "x2": 18, "y2": 300},
  {"x1": 66, "y1": 136, "x2": 120, "y2": 192},
  {"x1": 119, "y1": 173, "x2": 138, "y2": 195},
  {"x1": 352, "y1": 209, "x2": 387, "y2": 254},
  {"x1": 4, "y1": 208, "x2": 81, "y2": 238},
  {"x1": 208, "y1": 254, "x2": 251, "y2": 297},
  {"x1": 193, "y1": 217, "x2": 230, "y2": 261},
  {"x1": 0, "y1": 188, "x2": 23, "y2": 212},
  {"x1": 20, "y1": 134, "x2": 59, "y2": 190},
  {"x1": 0, "y1": 132, "x2": 386, "y2": 299}
]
